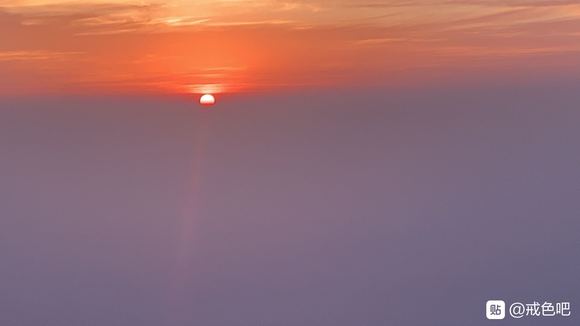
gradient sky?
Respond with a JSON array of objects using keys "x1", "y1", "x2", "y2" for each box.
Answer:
[
  {"x1": 2, "y1": 2, "x2": 580, "y2": 325},
  {"x1": 2, "y1": 0, "x2": 580, "y2": 94}
]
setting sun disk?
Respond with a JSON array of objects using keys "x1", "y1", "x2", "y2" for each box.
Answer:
[{"x1": 199, "y1": 94, "x2": 216, "y2": 106}]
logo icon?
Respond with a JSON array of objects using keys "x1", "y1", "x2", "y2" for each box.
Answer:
[{"x1": 487, "y1": 300, "x2": 506, "y2": 320}]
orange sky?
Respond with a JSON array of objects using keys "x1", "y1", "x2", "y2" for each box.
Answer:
[{"x1": 1, "y1": 0, "x2": 580, "y2": 95}]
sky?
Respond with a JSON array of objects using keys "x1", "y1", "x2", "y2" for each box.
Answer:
[
  {"x1": 1, "y1": 1, "x2": 580, "y2": 325},
  {"x1": 2, "y1": 0, "x2": 580, "y2": 94}
]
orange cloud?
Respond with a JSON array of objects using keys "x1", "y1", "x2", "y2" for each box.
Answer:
[{"x1": 1, "y1": 0, "x2": 580, "y2": 95}]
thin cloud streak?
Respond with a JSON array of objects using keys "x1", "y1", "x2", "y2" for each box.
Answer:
[
  {"x1": 0, "y1": 50, "x2": 83, "y2": 61},
  {"x1": 1, "y1": 0, "x2": 580, "y2": 94}
]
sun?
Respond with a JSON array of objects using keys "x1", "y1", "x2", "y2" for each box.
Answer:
[{"x1": 199, "y1": 94, "x2": 216, "y2": 106}]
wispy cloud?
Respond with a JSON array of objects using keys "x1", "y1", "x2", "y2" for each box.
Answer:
[
  {"x1": 1, "y1": 0, "x2": 580, "y2": 94},
  {"x1": 0, "y1": 50, "x2": 82, "y2": 61}
]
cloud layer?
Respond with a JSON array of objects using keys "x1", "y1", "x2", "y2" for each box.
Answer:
[{"x1": 1, "y1": 0, "x2": 580, "y2": 94}]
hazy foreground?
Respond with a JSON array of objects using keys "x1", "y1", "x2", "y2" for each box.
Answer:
[{"x1": 1, "y1": 85, "x2": 579, "y2": 325}]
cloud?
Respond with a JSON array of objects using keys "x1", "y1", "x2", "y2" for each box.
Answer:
[
  {"x1": 1, "y1": 0, "x2": 580, "y2": 94},
  {"x1": 0, "y1": 2, "x2": 165, "y2": 34},
  {"x1": 345, "y1": 0, "x2": 580, "y2": 8},
  {"x1": 0, "y1": 50, "x2": 82, "y2": 61},
  {"x1": 3, "y1": 0, "x2": 580, "y2": 33}
]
